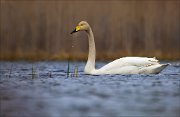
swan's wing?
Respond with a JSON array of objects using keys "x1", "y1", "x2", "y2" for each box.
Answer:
[
  {"x1": 121, "y1": 57, "x2": 159, "y2": 66},
  {"x1": 100, "y1": 57, "x2": 159, "y2": 71}
]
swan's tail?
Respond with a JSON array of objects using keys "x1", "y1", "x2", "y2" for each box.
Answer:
[
  {"x1": 153, "y1": 63, "x2": 169, "y2": 74},
  {"x1": 139, "y1": 63, "x2": 169, "y2": 74}
]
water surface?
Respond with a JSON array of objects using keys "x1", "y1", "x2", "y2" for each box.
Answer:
[{"x1": 0, "y1": 61, "x2": 180, "y2": 117}]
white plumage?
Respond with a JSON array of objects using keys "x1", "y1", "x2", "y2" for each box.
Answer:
[{"x1": 71, "y1": 21, "x2": 168, "y2": 75}]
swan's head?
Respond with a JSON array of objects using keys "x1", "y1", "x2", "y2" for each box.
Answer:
[{"x1": 71, "y1": 21, "x2": 90, "y2": 34}]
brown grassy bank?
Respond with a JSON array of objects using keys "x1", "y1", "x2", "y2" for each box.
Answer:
[{"x1": 0, "y1": 1, "x2": 180, "y2": 60}]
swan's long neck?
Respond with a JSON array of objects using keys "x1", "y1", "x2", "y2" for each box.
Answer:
[{"x1": 84, "y1": 28, "x2": 96, "y2": 73}]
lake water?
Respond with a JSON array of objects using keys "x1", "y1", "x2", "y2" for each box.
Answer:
[{"x1": 0, "y1": 61, "x2": 180, "y2": 117}]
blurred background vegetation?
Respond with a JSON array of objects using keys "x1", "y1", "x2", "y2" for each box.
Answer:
[{"x1": 0, "y1": 1, "x2": 180, "y2": 60}]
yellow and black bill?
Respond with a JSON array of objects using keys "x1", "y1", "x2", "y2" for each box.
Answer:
[{"x1": 70, "y1": 25, "x2": 81, "y2": 34}]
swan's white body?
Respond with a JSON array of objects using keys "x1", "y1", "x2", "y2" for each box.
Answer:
[
  {"x1": 71, "y1": 21, "x2": 168, "y2": 75},
  {"x1": 86, "y1": 57, "x2": 168, "y2": 75}
]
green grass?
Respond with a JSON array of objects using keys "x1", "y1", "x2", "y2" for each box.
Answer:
[
  {"x1": 67, "y1": 60, "x2": 70, "y2": 78},
  {"x1": 74, "y1": 65, "x2": 78, "y2": 77},
  {"x1": 32, "y1": 64, "x2": 35, "y2": 79},
  {"x1": 67, "y1": 60, "x2": 79, "y2": 78}
]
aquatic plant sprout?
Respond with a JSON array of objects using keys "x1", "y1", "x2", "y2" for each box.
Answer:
[
  {"x1": 8, "y1": 63, "x2": 13, "y2": 78},
  {"x1": 67, "y1": 60, "x2": 70, "y2": 78},
  {"x1": 32, "y1": 64, "x2": 35, "y2": 79}
]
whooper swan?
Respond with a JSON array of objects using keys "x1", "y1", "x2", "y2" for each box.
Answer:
[{"x1": 71, "y1": 21, "x2": 168, "y2": 75}]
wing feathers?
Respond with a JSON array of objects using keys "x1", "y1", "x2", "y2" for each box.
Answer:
[{"x1": 100, "y1": 57, "x2": 160, "y2": 71}]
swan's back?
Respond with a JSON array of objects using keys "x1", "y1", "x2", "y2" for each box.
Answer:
[
  {"x1": 92, "y1": 57, "x2": 167, "y2": 74},
  {"x1": 100, "y1": 57, "x2": 159, "y2": 70}
]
